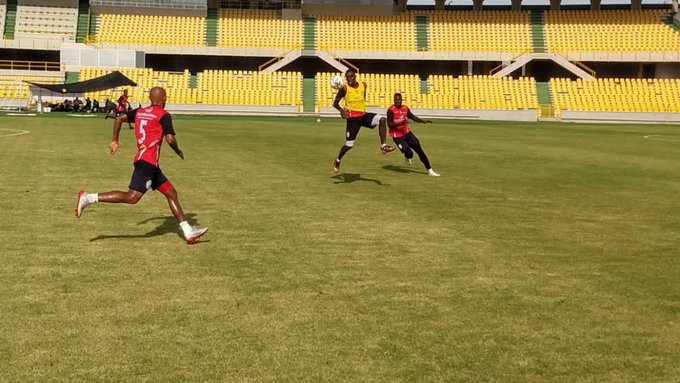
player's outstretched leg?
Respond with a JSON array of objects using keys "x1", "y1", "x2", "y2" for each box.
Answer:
[
  {"x1": 410, "y1": 140, "x2": 440, "y2": 177},
  {"x1": 378, "y1": 117, "x2": 395, "y2": 154},
  {"x1": 333, "y1": 144, "x2": 352, "y2": 174},
  {"x1": 158, "y1": 181, "x2": 208, "y2": 244}
]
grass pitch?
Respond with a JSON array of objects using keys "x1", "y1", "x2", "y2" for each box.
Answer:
[{"x1": 0, "y1": 114, "x2": 678, "y2": 382}]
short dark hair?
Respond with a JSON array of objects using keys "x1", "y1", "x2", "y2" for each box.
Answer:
[
  {"x1": 394, "y1": 93, "x2": 402, "y2": 98},
  {"x1": 345, "y1": 69, "x2": 356, "y2": 75}
]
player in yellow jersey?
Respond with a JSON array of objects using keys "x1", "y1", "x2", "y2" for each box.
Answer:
[{"x1": 332, "y1": 69, "x2": 395, "y2": 174}]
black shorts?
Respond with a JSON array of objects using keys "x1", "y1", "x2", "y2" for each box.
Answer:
[
  {"x1": 346, "y1": 112, "x2": 379, "y2": 141},
  {"x1": 129, "y1": 160, "x2": 169, "y2": 193},
  {"x1": 393, "y1": 131, "x2": 419, "y2": 152}
]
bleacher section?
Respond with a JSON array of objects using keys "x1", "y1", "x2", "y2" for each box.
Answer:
[
  {"x1": 0, "y1": 72, "x2": 63, "y2": 100},
  {"x1": 426, "y1": 75, "x2": 538, "y2": 110},
  {"x1": 217, "y1": 9, "x2": 300, "y2": 49},
  {"x1": 316, "y1": 13, "x2": 415, "y2": 51},
  {"x1": 79, "y1": 67, "x2": 302, "y2": 107},
  {"x1": 544, "y1": 10, "x2": 680, "y2": 53},
  {"x1": 80, "y1": 67, "x2": 194, "y2": 104},
  {"x1": 95, "y1": 14, "x2": 205, "y2": 46},
  {"x1": 428, "y1": 11, "x2": 533, "y2": 53},
  {"x1": 316, "y1": 73, "x2": 538, "y2": 111},
  {"x1": 14, "y1": 3, "x2": 77, "y2": 39},
  {"x1": 197, "y1": 70, "x2": 301, "y2": 106},
  {"x1": 550, "y1": 77, "x2": 680, "y2": 113}
]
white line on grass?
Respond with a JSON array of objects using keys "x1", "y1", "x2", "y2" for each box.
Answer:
[
  {"x1": 643, "y1": 135, "x2": 680, "y2": 142},
  {"x1": 0, "y1": 129, "x2": 31, "y2": 138}
]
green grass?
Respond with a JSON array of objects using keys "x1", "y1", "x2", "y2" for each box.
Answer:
[{"x1": 0, "y1": 114, "x2": 679, "y2": 382}]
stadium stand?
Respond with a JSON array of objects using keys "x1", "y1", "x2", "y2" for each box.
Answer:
[
  {"x1": 544, "y1": 10, "x2": 680, "y2": 53},
  {"x1": 551, "y1": 77, "x2": 680, "y2": 113},
  {"x1": 316, "y1": 13, "x2": 416, "y2": 52},
  {"x1": 79, "y1": 67, "x2": 302, "y2": 107},
  {"x1": 217, "y1": 9, "x2": 301, "y2": 49},
  {"x1": 80, "y1": 67, "x2": 194, "y2": 104},
  {"x1": 1, "y1": 3, "x2": 678, "y2": 122},
  {"x1": 428, "y1": 11, "x2": 533, "y2": 53},
  {"x1": 196, "y1": 70, "x2": 301, "y2": 106},
  {"x1": 0, "y1": 72, "x2": 63, "y2": 99},
  {"x1": 316, "y1": 73, "x2": 538, "y2": 111},
  {"x1": 426, "y1": 75, "x2": 538, "y2": 110},
  {"x1": 95, "y1": 13, "x2": 205, "y2": 46},
  {"x1": 14, "y1": 2, "x2": 78, "y2": 40}
]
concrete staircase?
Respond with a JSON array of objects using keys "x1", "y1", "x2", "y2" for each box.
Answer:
[
  {"x1": 530, "y1": 11, "x2": 546, "y2": 53},
  {"x1": 75, "y1": 0, "x2": 89, "y2": 43},
  {"x1": 415, "y1": 14, "x2": 429, "y2": 51},
  {"x1": 205, "y1": 7, "x2": 218, "y2": 47},
  {"x1": 3, "y1": 0, "x2": 17, "y2": 39}
]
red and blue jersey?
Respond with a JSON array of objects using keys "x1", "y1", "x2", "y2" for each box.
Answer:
[{"x1": 125, "y1": 105, "x2": 175, "y2": 167}]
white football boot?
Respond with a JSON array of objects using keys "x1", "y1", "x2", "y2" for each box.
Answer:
[
  {"x1": 75, "y1": 190, "x2": 89, "y2": 219},
  {"x1": 185, "y1": 226, "x2": 209, "y2": 244}
]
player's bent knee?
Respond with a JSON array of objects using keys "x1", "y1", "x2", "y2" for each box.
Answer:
[
  {"x1": 372, "y1": 115, "x2": 384, "y2": 126},
  {"x1": 127, "y1": 191, "x2": 143, "y2": 204},
  {"x1": 344, "y1": 140, "x2": 355, "y2": 148}
]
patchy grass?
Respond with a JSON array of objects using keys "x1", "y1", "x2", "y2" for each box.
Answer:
[{"x1": 0, "y1": 114, "x2": 678, "y2": 382}]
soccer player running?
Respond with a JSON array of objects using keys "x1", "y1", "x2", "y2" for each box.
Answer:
[
  {"x1": 106, "y1": 89, "x2": 132, "y2": 129},
  {"x1": 332, "y1": 69, "x2": 395, "y2": 174},
  {"x1": 75, "y1": 86, "x2": 208, "y2": 244},
  {"x1": 387, "y1": 93, "x2": 440, "y2": 177}
]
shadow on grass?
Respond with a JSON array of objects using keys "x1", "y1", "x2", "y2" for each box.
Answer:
[
  {"x1": 382, "y1": 164, "x2": 425, "y2": 175},
  {"x1": 89, "y1": 213, "x2": 209, "y2": 243},
  {"x1": 332, "y1": 173, "x2": 387, "y2": 186}
]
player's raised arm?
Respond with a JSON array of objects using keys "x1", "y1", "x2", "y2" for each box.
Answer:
[{"x1": 408, "y1": 109, "x2": 431, "y2": 124}]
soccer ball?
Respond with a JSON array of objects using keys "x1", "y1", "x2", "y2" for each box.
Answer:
[{"x1": 330, "y1": 75, "x2": 344, "y2": 90}]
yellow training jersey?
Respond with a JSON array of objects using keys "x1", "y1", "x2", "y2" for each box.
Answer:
[{"x1": 344, "y1": 81, "x2": 367, "y2": 117}]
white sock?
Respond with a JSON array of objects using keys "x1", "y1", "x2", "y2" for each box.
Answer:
[
  {"x1": 381, "y1": 143, "x2": 387, "y2": 148},
  {"x1": 86, "y1": 193, "x2": 98, "y2": 204},
  {"x1": 179, "y1": 221, "x2": 192, "y2": 237},
  {"x1": 336, "y1": 158, "x2": 340, "y2": 163}
]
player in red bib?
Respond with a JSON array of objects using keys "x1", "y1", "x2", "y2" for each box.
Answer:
[
  {"x1": 116, "y1": 89, "x2": 129, "y2": 114},
  {"x1": 75, "y1": 86, "x2": 208, "y2": 244},
  {"x1": 387, "y1": 93, "x2": 440, "y2": 177}
]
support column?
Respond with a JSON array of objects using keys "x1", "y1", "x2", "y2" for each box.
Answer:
[
  {"x1": 550, "y1": 0, "x2": 560, "y2": 11},
  {"x1": 435, "y1": 0, "x2": 445, "y2": 11},
  {"x1": 590, "y1": 0, "x2": 601, "y2": 10},
  {"x1": 511, "y1": 0, "x2": 522, "y2": 11},
  {"x1": 473, "y1": 0, "x2": 483, "y2": 11},
  {"x1": 631, "y1": 0, "x2": 642, "y2": 10}
]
